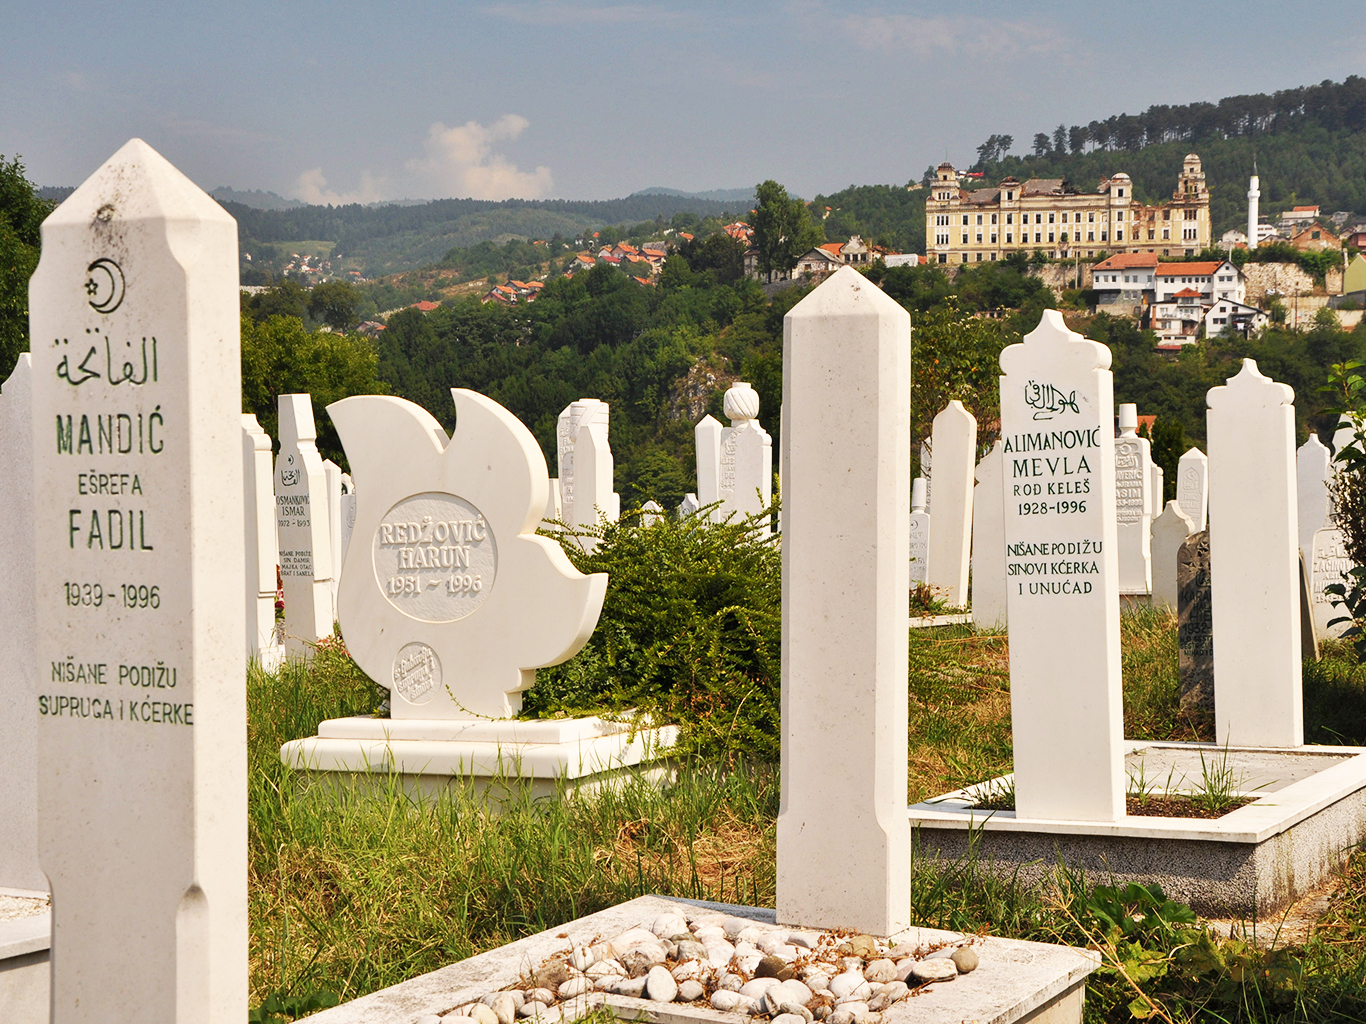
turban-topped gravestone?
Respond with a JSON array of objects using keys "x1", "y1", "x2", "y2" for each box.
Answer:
[{"x1": 329, "y1": 389, "x2": 607, "y2": 720}]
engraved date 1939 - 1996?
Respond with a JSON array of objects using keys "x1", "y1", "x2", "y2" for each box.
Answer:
[{"x1": 64, "y1": 582, "x2": 161, "y2": 609}]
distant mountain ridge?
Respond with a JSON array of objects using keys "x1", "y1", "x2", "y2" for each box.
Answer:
[{"x1": 632, "y1": 186, "x2": 756, "y2": 203}]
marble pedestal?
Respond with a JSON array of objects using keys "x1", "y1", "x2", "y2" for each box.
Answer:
[
  {"x1": 281, "y1": 716, "x2": 678, "y2": 802},
  {"x1": 910, "y1": 741, "x2": 1366, "y2": 918}
]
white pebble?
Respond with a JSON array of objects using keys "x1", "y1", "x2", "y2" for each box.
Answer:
[
  {"x1": 827, "y1": 972, "x2": 866, "y2": 999},
  {"x1": 828, "y1": 1012, "x2": 855, "y2": 1024},
  {"x1": 645, "y1": 965, "x2": 679, "y2": 1003},
  {"x1": 711, "y1": 990, "x2": 743, "y2": 1011},
  {"x1": 585, "y1": 960, "x2": 625, "y2": 980},
  {"x1": 735, "y1": 925, "x2": 768, "y2": 943},
  {"x1": 692, "y1": 924, "x2": 726, "y2": 941},
  {"x1": 671, "y1": 961, "x2": 703, "y2": 982},
  {"x1": 718, "y1": 972, "x2": 744, "y2": 992},
  {"x1": 805, "y1": 973, "x2": 830, "y2": 992},
  {"x1": 838, "y1": 957, "x2": 865, "y2": 973},
  {"x1": 740, "y1": 977, "x2": 782, "y2": 999},
  {"x1": 610, "y1": 977, "x2": 648, "y2": 997},
  {"x1": 444, "y1": 1017, "x2": 480, "y2": 1024},
  {"x1": 836, "y1": 1002, "x2": 868, "y2": 1017},
  {"x1": 777, "y1": 979, "x2": 813, "y2": 1004},
  {"x1": 652, "y1": 913, "x2": 689, "y2": 938},
  {"x1": 863, "y1": 959, "x2": 896, "y2": 984},
  {"x1": 558, "y1": 978, "x2": 591, "y2": 999},
  {"x1": 787, "y1": 931, "x2": 821, "y2": 949},
  {"x1": 570, "y1": 945, "x2": 595, "y2": 972},
  {"x1": 416, "y1": 1016, "x2": 444, "y2": 1024},
  {"x1": 528, "y1": 988, "x2": 556, "y2": 1005},
  {"x1": 909, "y1": 959, "x2": 958, "y2": 983},
  {"x1": 468, "y1": 1005, "x2": 499, "y2": 1024},
  {"x1": 772, "y1": 1014, "x2": 806, "y2": 1024},
  {"x1": 678, "y1": 979, "x2": 705, "y2": 1002},
  {"x1": 489, "y1": 993, "x2": 518, "y2": 1024},
  {"x1": 836, "y1": 984, "x2": 874, "y2": 1005}
]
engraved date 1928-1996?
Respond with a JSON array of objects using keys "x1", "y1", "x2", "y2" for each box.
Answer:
[
  {"x1": 1017, "y1": 500, "x2": 1087, "y2": 516},
  {"x1": 64, "y1": 582, "x2": 161, "y2": 609}
]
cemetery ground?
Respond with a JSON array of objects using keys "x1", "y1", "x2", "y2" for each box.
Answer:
[{"x1": 248, "y1": 609, "x2": 1366, "y2": 1024}]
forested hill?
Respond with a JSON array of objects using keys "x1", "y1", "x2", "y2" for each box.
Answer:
[
  {"x1": 225, "y1": 192, "x2": 748, "y2": 278},
  {"x1": 967, "y1": 77, "x2": 1366, "y2": 233}
]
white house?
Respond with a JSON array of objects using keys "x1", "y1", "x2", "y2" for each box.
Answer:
[{"x1": 1205, "y1": 298, "x2": 1269, "y2": 337}]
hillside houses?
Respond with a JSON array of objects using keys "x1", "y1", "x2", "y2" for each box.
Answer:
[{"x1": 745, "y1": 234, "x2": 904, "y2": 282}]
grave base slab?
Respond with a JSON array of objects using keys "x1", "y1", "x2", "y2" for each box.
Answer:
[
  {"x1": 909, "y1": 613, "x2": 972, "y2": 629},
  {"x1": 0, "y1": 890, "x2": 50, "y2": 1024},
  {"x1": 298, "y1": 894, "x2": 1097, "y2": 1024},
  {"x1": 909, "y1": 741, "x2": 1366, "y2": 918},
  {"x1": 281, "y1": 715, "x2": 679, "y2": 802}
]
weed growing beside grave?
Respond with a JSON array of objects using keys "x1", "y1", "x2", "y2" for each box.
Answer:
[{"x1": 526, "y1": 506, "x2": 781, "y2": 762}]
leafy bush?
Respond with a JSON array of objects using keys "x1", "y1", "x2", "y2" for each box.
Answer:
[{"x1": 525, "y1": 506, "x2": 780, "y2": 762}]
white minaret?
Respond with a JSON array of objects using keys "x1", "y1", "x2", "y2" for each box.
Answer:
[{"x1": 1247, "y1": 163, "x2": 1260, "y2": 249}]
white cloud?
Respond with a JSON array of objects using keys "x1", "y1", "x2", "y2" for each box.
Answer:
[
  {"x1": 837, "y1": 12, "x2": 1065, "y2": 57},
  {"x1": 404, "y1": 115, "x2": 554, "y2": 200},
  {"x1": 293, "y1": 167, "x2": 390, "y2": 206}
]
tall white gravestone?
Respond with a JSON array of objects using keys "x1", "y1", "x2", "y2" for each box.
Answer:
[
  {"x1": 696, "y1": 382, "x2": 773, "y2": 529},
  {"x1": 557, "y1": 399, "x2": 618, "y2": 528},
  {"x1": 30, "y1": 139, "x2": 246, "y2": 1022},
  {"x1": 1297, "y1": 434, "x2": 1333, "y2": 560},
  {"x1": 276, "y1": 393, "x2": 334, "y2": 656},
  {"x1": 0, "y1": 355, "x2": 43, "y2": 892},
  {"x1": 243, "y1": 414, "x2": 280, "y2": 661},
  {"x1": 1311, "y1": 528, "x2": 1353, "y2": 638},
  {"x1": 925, "y1": 401, "x2": 976, "y2": 607},
  {"x1": 1151, "y1": 500, "x2": 1196, "y2": 612},
  {"x1": 778, "y1": 267, "x2": 911, "y2": 937},
  {"x1": 1000, "y1": 310, "x2": 1124, "y2": 821},
  {"x1": 909, "y1": 477, "x2": 929, "y2": 586},
  {"x1": 1207, "y1": 359, "x2": 1302, "y2": 747},
  {"x1": 1151, "y1": 463, "x2": 1165, "y2": 517},
  {"x1": 1176, "y1": 447, "x2": 1208, "y2": 532},
  {"x1": 971, "y1": 441, "x2": 1008, "y2": 629},
  {"x1": 1114, "y1": 403, "x2": 1152, "y2": 594},
  {"x1": 327, "y1": 390, "x2": 608, "y2": 720}
]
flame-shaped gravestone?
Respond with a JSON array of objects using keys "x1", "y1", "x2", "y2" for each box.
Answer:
[{"x1": 329, "y1": 389, "x2": 607, "y2": 720}]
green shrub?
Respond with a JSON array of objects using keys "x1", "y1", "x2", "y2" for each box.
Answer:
[{"x1": 525, "y1": 505, "x2": 780, "y2": 762}]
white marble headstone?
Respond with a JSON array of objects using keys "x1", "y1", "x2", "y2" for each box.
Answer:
[
  {"x1": 1310, "y1": 527, "x2": 1353, "y2": 638},
  {"x1": 1150, "y1": 463, "x2": 1165, "y2": 517},
  {"x1": 243, "y1": 414, "x2": 280, "y2": 658},
  {"x1": 0, "y1": 354, "x2": 42, "y2": 892},
  {"x1": 678, "y1": 492, "x2": 700, "y2": 517},
  {"x1": 30, "y1": 138, "x2": 246, "y2": 1020},
  {"x1": 925, "y1": 401, "x2": 976, "y2": 607},
  {"x1": 276, "y1": 394, "x2": 334, "y2": 655},
  {"x1": 1114, "y1": 403, "x2": 1152, "y2": 594},
  {"x1": 1151, "y1": 500, "x2": 1196, "y2": 612},
  {"x1": 970, "y1": 441, "x2": 1007, "y2": 629},
  {"x1": 557, "y1": 398, "x2": 615, "y2": 526},
  {"x1": 1000, "y1": 310, "x2": 1123, "y2": 822},
  {"x1": 329, "y1": 390, "x2": 607, "y2": 719},
  {"x1": 1207, "y1": 359, "x2": 1302, "y2": 747},
  {"x1": 778, "y1": 266, "x2": 911, "y2": 936},
  {"x1": 909, "y1": 476, "x2": 929, "y2": 585},
  {"x1": 1297, "y1": 434, "x2": 1333, "y2": 561},
  {"x1": 1175, "y1": 447, "x2": 1208, "y2": 532},
  {"x1": 695, "y1": 413, "x2": 721, "y2": 508},
  {"x1": 639, "y1": 499, "x2": 663, "y2": 527}
]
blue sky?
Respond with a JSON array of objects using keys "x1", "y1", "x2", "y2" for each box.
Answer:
[{"x1": 4, "y1": 0, "x2": 1365, "y2": 203}]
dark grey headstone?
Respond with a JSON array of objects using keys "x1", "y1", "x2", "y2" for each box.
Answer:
[{"x1": 1177, "y1": 530, "x2": 1213, "y2": 711}]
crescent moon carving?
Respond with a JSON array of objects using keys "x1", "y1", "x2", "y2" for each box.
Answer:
[{"x1": 86, "y1": 258, "x2": 125, "y2": 314}]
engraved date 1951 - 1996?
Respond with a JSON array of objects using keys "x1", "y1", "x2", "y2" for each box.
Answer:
[{"x1": 64, "y1": 582, "x2": 161, "y2": 609}]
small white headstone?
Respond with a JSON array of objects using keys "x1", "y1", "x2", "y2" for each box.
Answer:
[
  {"x1": 1207, "y1": 359, "x2": 1302, "y2": 747},
  {"x1": 0, "y1": 354, "x2": 42, "y2": 891},
  {"x1": 640, "y1": 499, "x2": 663, "y2": 527},
  {"x1": 679, "y1": 493, "x2": 700, "y2": 517},
  {"x1": 1151, "y1": 500, "x2": 1196, "y2": 612},
  {"x1": 1297, "y1": 434, "x2": 1333, "y2": 561},
  {"x1": 557, "y1": 399, "x2": 617, "y2": 526},
  {"x1": 970, "y1": 441, "x2": 1007, "y2": 629},
  {"x1": 925, "y1": 401, "x2": 976, "y2": 607},
  {"x1": 1333, "y1": 414, "x2": 1357, "y2": 458},
  {"x1": 276, "y1": 394, "x2": 334, "y2": 655},
  {"x1": 340, "y1": 471, "x2": 356, "y2": 563},
  {"x1": 919, "y1": 439, "x2": 932, "y2": 511},
  {"x1": 30, "y1": 138, "x2": 246, "y2": 1018},
  {"x1": 243, "y1": 414, "x2": 280, "y2": 659},
  {"x1": 1311, "y1": 527, "x2": 1353, "y2": 638},
  {"x1": 1000, "y1": 310, "x2": 1123, "y2": 822},
  {"x1": 1176, "y1": 447, "x2": 1208, "y2": 531},
  {"x1": 909, "y1": 476, "x2": 929, "y2": 585},
  {"x1": 695, "y1": 413, "x2": 722, "y2": 507},
  {"x1": 1114, "y1": 403, "x2": 1152, "y2": 594},
  {"x1": 778, "y1": 266, "x2": 911, "y2": 936},
  {"x1": 329, "y1": 389, "x2": 608, "y2": 719},
  {"x1": 1150, "y1": 463, "x2": 1165, "y2": 517}
]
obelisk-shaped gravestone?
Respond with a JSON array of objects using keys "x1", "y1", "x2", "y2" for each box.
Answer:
[
  {"x1": 243, "y1": 414, "x2": 279, "y2": 659},
  {"x1": 1000, "y1": 310, "x2": 1123, "y2": 821},
  {"x1": 1114, "y1": 403, "x2": 1152, "y2": 594},
  {"x1": 695, "y1": 413, "x2": 721, "y2": 508},
  {"x1": 1176, "y1": 447, "x2": 1207, "y2": 532},
  {"x1": 1207, "y1": 359, "x2": 1302, "y2": 747},
  {"x1": 276, "y1": 393, "x2": 333, "y2": 655},
  {"x1": 925, "y1": 400, "x2": 976, "y2": 607},
  {"x1": 971, "y1": 441, "x2": 1008, "y2": 629},
  {"x1": 1297, "y1": 434, "x2": 1332, "y2": 561},
  {"x1": 30, "y1": 139, "x2": 246, "y2": 1022},
  {"x1": 778, "y1": 266, "x2": 910, "y2": 936},
  {"x1": 0, "y1": 355, "x2": 43, "y2": 892},
  {"x1": 909, "y1": 477, "x2": 929, "y2": 586}
]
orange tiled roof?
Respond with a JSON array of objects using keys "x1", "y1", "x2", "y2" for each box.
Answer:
[
  {"x1": 1155, "y1": 261, "x2": 1224, "y2": 276},
  {"x1": 819, "y1": 242, "x2": 843, "y2": 256},
  {"x1": 411, "y1": 300, "x2": 440, "y2": 311},
  {"x1": 1093, "y1": 253, "x2": 1161, "y2": 271},
  {"x1": 1293, "y1": 205, "x2": 1319, "y2": 212},
  {"x1": 1170, "y1": 287, "x2": 1203, "y2": 298}
]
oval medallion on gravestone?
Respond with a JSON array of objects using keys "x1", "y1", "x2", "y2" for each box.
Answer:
[
  {"x1": 392, "y1": 641, "x2": 441, "y2": 705},
  {"x1": 372, "y1": 492, "x2": 497, "y2": 622}
]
